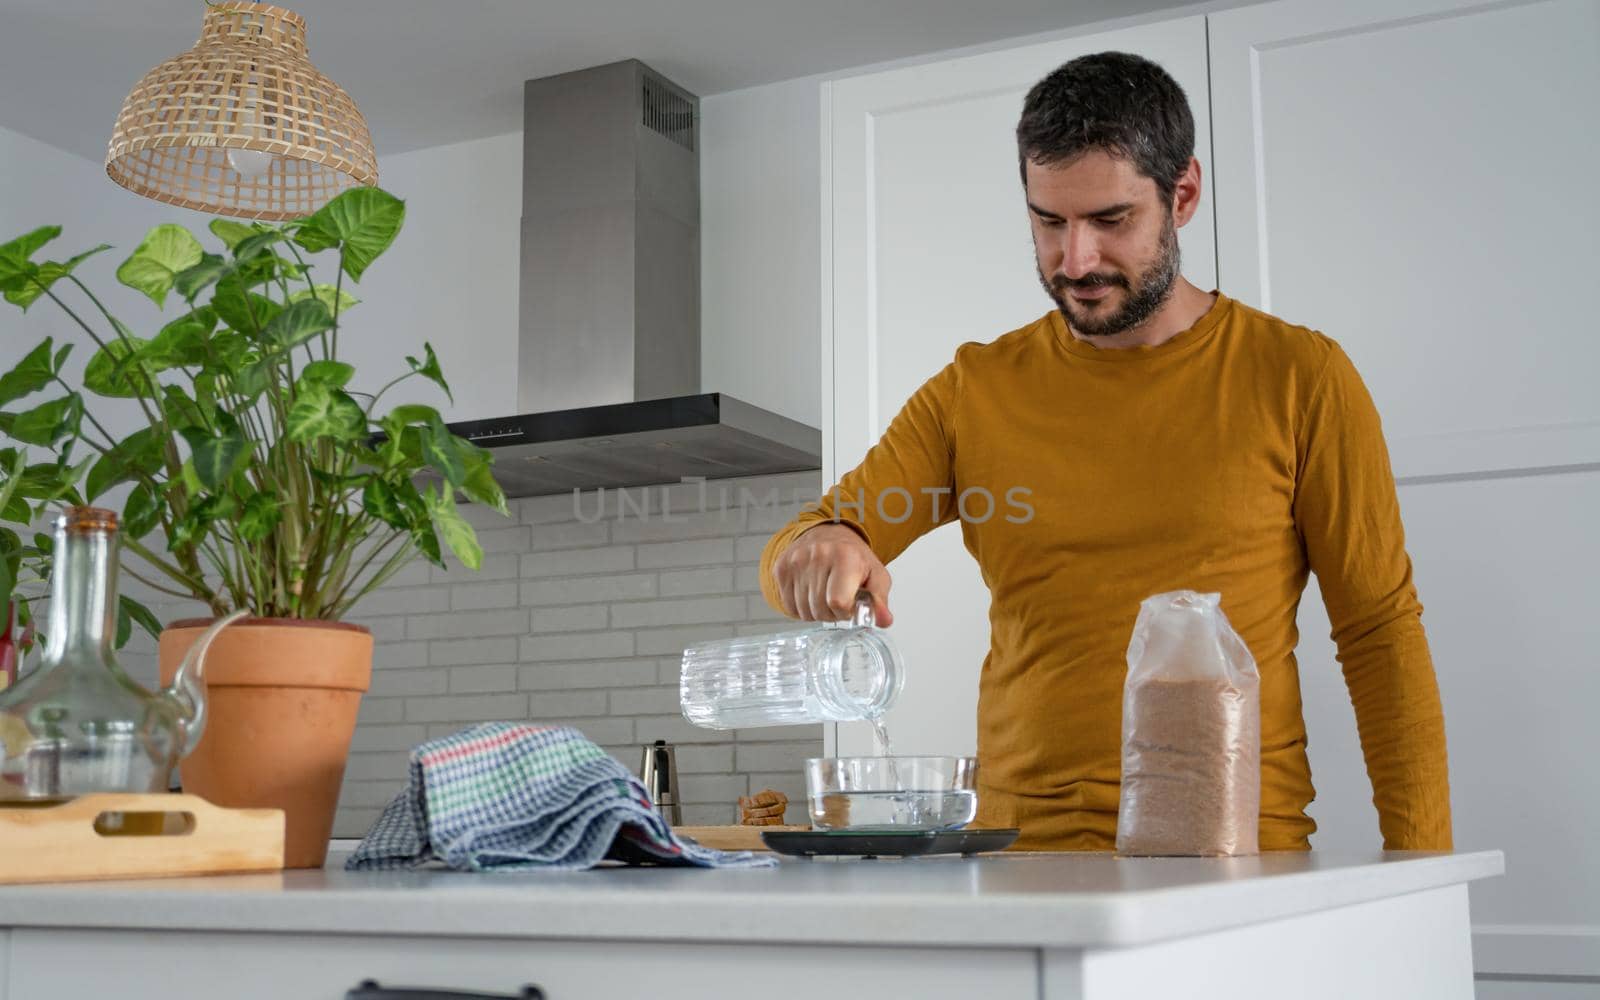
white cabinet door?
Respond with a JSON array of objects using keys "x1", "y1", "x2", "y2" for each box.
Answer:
[
  {"x1": 1209, "y1": 0, "x2": 1600, "y2": 986},
  {"x1": 824, "y1": 16, "x2": 1215, "y2": 757}
]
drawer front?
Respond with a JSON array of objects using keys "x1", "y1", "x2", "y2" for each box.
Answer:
[{"x1": 9, "y1": 929, "x2": 1037, "y2": 1000}]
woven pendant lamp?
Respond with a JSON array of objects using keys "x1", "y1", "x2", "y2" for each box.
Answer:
[{"x1": 105, "y1": 3, "x2": 377, "y2": 220}]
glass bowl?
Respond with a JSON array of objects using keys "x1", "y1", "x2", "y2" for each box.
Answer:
[{"x1": 805, "y1": 755, "x2": 978, "y2": 831}]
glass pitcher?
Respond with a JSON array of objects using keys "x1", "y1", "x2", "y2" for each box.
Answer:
[
  {"x1": 0, "y1": 506, "x2": 243, "y2": 801},
  {"x1": 679, "y1": 592, "x2": 903, "y2": 729}
]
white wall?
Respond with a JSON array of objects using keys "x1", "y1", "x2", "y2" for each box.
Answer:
[{"x1": 700, "y1": 76, "x2": 826, "y2": 428}]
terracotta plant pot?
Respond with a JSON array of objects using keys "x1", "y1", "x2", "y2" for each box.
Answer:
[{"x1": 159, "y1": 617, "x2": 372, "y2": 869}]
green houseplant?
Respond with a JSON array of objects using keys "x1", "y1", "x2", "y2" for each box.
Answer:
[{"x1": 0, "y1": 186, "x2": 507, "y2": 865}]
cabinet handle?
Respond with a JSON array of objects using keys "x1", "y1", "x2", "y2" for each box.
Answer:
[{"x1": 344, "y1": 980, "x2": 546, "y2": 1000}]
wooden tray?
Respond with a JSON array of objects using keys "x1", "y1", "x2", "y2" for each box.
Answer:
[
  {"x1": 0, "y1": 792, "x2": 285, "y2": 884},
  {"x1": 673, "y1": 825, "x2": 810, "y2": 852}
]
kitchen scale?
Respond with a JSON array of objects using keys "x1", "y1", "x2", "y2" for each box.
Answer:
[{"x1": 761, "y1": 828, "x2": 1018, "y2": 859}]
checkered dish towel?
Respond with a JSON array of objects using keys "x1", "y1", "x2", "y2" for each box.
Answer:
[{"x1": 346, "y1": 723, "x2": 775, "y2": 871}]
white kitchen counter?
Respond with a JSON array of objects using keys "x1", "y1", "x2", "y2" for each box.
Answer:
[{"x1": 0, "y1": 850, "x2": 1503, "y2": 1000}]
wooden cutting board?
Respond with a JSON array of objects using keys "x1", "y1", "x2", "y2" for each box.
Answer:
[{"x1": 673, "y1": 825, "x2": 809, "y2": 852}]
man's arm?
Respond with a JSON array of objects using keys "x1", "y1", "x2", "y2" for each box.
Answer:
[
  {"x1": 1292, "y1": 343, "x2": 1453, "y2": 850},
  {"x1": 760, "y1": 361, "x2": 962, "y2": 621}
]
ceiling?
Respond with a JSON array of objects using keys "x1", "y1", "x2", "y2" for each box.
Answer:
[{"x1": 0, "y1": 0, "x2": 1217, "y2": 162}]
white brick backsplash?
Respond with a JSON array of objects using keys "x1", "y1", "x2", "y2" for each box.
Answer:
[
  {"x1": 455, "y1": 500, "x2": 515, "y2": 531},
  {"x1": 526, "y1": 689, "x2": 609, "y2": 719},
  {"x1": 448, "y1": 664, "x2": 518, "y2": 693},
  {"x1": 680, "y1": 803, "x2": 734, "y2": 825},
  {"x1": 527, "y1": 520, "x2": 610, "y2": 551},
  {"x1": 472, "y1": 525, "x2": 533, "y2": 555},
  {"x1": 677, "y1": 774, "x2": 749, "y2": 804},
  {"x1": 451, "y1": 581, "x2": 520, "y2": 610},
  {"x1": 349, "y1": 724, "x2": 429, "y2": 752},
  {"x1": 346, "y1": 615, "x2": 406, "y2": 642},
  {"x1": 634, "y1": 624, "x2": 735, "y2": 656},
  {"x1": 658, "y1": 567, "x2": 734, "y2": 596},
  {"x1": 544, "y1": 717, "x2": 634, "y2": 745},
  {"x1": 354, "y1": 586, "x2": 451, "y2": 618},
  {"x1": 734, "y1": 724, "x2": 826, "y2": 743},
  {"x1": 334, "y1": 471, "x2": 826, "y2": 840},
  {"x1": 430, "y1": 637, "x2": 518, "y2": 666},
  {"x1": 519, "y1": 546, "x2": 635, "y2": 578},
  {"x1": 610, "y1": 597, "x2": 746, "y2": 629},
  {"x1": 518, "y1": 632, "x2": 634, "y2": 661},
  {"x1": 519, "y1": 660, "x2": 658, "y2": 690},
  {"x1": 734, "y1": 742, "x2": 818, "y2": 774},
  {"x1": 607, "y1": 686, "x2": 682, "y2": 716},
  {"x1": 670, "y1": 744, "x2": 735, "y2": 773},
  {"x1": 369, "y1": 667, "x2": 449, "y2": 697},
  {"x1": 373, "y1": 642, "x2": 429, "y2": 670},
  {"x1": 430, "y1": 553, "x2": 520, "y2": 583},
  {"x1": 404, "y1": 693, "x2": 528, "y2": 723},
  {"x1": 357, "y1": 698, "x2": 405, "y2": 725},
  {"x1": 631, "y1": 715, "x2": 728, "y2": 745},
  {"x1": 406, "y1": 608, "x2": 529, "y2": 640},
  {"x1": 528, "y1": 604, "x2": 609, "y2": 633},
  {"x1": 734, "y1": 535, "x2": 770, "y2": 564},
  {"x1": 609, "y1": 509, "x2": 746, "y2": 544},
  {"x1": 520, "y1": 573, "x2": 655, "y2": 607},
  {"x1": 635, "y1": 538, "x2": 734, "y2": 569},
  {"x1": 344, "y1": 751, "x2": 412, "y2": 782},
  {"x1": 745, "y1": 596, "x2": 787, "y2": 622}
]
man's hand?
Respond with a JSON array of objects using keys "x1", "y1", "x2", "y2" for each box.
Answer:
[{"x1": 771, "y1": 523, "x2": 894, "y2": 626}]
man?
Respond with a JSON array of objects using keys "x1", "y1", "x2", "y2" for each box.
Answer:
[{"x1": 759, "y1": 52, "x2": 1451, "y2": 851}]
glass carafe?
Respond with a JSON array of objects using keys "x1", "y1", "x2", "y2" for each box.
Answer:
[
  {"x1": 0, "y1": 507, "x2": 238, "y2": 800},
  {"x1": 679, "y1": 592, "x2": 903, "y2": 729}
]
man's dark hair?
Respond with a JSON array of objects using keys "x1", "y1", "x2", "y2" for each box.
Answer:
[{"x1": 1016, "y1": 52, "x2": 1195, "y2": 207}]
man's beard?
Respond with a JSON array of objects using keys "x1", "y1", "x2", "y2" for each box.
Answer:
[{"x1": 1039, "y1": 213, "x2": 1182, "y2": 337}]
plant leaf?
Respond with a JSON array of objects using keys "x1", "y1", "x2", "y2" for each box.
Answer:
[
  {"x1": 237, "y1": 491, "x2": 281, "y2": 542},
  {"x1": 361, "y1": 478, "x2": 409, "y2": 530},
  {"x1": 4, "y1": 245, "x2": 112, "y2": 310},
  {"x1": 286, "y1": 284, "x2": 359, "y2": 315},
  {"x1": 9, "y1": 394, "x2": 81, "y2": 447},
  {"x1": 410, "y1": 522, "x2": 444, "y2": 568},
  {"x1": 404, "y1": 342, "x2": 453, "y2": 403},
  {"x1": 172, "y1": 252, "x2": 228, "y2": 302},
  {"x1": 425, "y1": 484, "x2": 482, "y2": 571},
  {"x1": 118, "y1": 595, "x2": 163, "y2": 646},
  {"x1": 262, "y1": 298, "x2": 333, "y2": 351},
  {"x1": 115, "y1": 225, "x2": 204, "y2": 308},
  {"x1": 83, "y1": 337, "x2": 153, "y2": 398},
  {"x1": 209, "y1": 219, "x2": 257, "y2": 250},
  {"x1": 231, "y1": 230, "x2": 288, "y2": 261},
  {"x1": 180, "y1": 426, "x2": 249, "y2": 490},
  {"x1": 421, "y1": 417, "x2": 465, "y2": 488},
  {"x1": 123, "y1": 483, "x2": 161, "y2": 539},
  {"x1": 85, "y1": 427, "x2": 161, "y2": 502},
  {"x1": 285, "y1": 382, "x2": 366, "y2": 443},
  {"x1": 211, "y1": 276, "x2": 280, "y2": 335},
  {"x1": 0, "y1": 338, "x2": 56, "y2": 407},
  {"x1": 293, "y1": 187, "x2": 405, "y2": 282},
  {"x1": 0, "y1": 226, "x2": 62, "y2": 292},
  {"x1": 145, "y1": 308, "x2": 216, "y2": 369},
  {"x1": 299, "y1": 360, "x2": 355, "y2": 389},
  {"x1": 460, "y1": 449, "x2": 508, "y2": 517}
]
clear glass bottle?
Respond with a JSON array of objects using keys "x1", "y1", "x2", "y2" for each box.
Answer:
[
  {"x1": 0, "y1": 507, "x2": 188, "y2": 800},
  {"x1": 679, "y1": 592, "x2": 903, "y2": 729}
]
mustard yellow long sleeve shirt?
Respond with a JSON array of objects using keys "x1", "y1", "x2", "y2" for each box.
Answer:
[{"x1": 760, "y1": 292, "x2": 1452, "y2": 852}]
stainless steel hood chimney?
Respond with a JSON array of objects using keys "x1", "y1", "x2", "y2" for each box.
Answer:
[{"x1": 446, "y1": 60, "x2": 821, "y2": 498}]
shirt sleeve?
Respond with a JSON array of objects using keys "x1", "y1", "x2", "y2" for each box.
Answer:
[
  {"x1": 1292, "y1": 343, "x2": 1453, "y2": 850},
  {"x1": 759, "y1": 361, "x2": 962, "y2": 615}
]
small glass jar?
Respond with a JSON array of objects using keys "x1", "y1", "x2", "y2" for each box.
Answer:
[{"x1": 679, "y1": 593, "x2": 903, "y2": 729}]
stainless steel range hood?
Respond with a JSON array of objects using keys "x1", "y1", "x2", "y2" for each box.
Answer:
[{"x1": 449, "y1": 59, "x2": 821, "y2": 498}]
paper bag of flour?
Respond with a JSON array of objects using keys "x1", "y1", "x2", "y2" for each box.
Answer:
[{"x1": 1116, "y1": 590, "x2": 1260, "y2": 857}]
